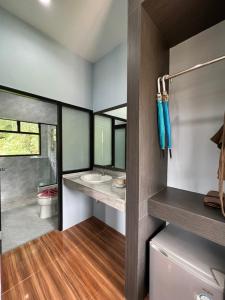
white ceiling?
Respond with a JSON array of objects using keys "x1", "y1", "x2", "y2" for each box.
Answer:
[
  {"x1": 0, "y1": 0, "x2": 127, "y2": 63},
  {"x1": 104, "y1": 107, "x2": 127, "y2": 120}
]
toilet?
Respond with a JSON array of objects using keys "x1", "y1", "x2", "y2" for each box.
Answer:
[{"x1": 37, "y1": 187, "x2": 58, "y2": 219}]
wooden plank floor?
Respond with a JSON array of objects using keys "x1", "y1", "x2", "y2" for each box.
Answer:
[{"x1": 2, "y1": 217, "x2": 125, "y2": 300}]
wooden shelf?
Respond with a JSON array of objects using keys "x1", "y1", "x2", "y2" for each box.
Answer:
[{"x1": 148, "y1": 187, "x2": 225, "y2": 247}]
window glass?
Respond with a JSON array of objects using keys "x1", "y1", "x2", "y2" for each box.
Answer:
[
  {"x1": 0, "y1": 119, "x2": 17, "y2": 131},
  {"x1": 62, "y1": 107, "x2": 90, "y2": 171},
  {"x1": 20, "y1": 122, "x2": 39, "y2": 133},
  {"x1": 0, "y1": 133, "x2": 40, "y2": 156},
  {"x1": 0, "y1": 118, "x2": 40, "y2": 156}
]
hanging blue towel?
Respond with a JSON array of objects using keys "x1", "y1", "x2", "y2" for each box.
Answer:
[
  {"x1": 162, "y1": 97, "x2": 172, "y2": 155},
  {"x1": 157, "y1": 94, "x2": 165, "y2": 150}
]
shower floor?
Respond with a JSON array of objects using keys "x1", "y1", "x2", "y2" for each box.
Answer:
[
  {"x1": 1, "y1": 192, "x2": 37, "y2": 212},
  {"x1": 2, "y1": 203, "x2": 58, "y2": 253}
]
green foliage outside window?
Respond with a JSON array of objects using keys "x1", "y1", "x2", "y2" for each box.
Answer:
[
  {"x1": 20, "y1": 122, "x2": 39, "y2": 133},
  {"x1": 0, "y1": 119, "x2": 40, "y2": 156},
  {"x1": 0, "y1": 119, "x2": 17, "y2": 131}
]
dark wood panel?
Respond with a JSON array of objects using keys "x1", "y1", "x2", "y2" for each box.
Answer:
[
  {"x1": 143, "y1": 0, "x2": 225, "y2": 47},
  {"x1": 136, "y1": 7, "x2": 168, "y2": 299},
  {"x1": 126, "y1": 1, "x2": 168, "y2": 298},
  {"x1": 2, "y1": 217, "x2": 125, "y2": 300},
  {"x1": 139, "y1": 7, "x2": 169, "y2": 204},
  {"x1": 126, "y1": 5, "x2": 141, "y2": 300},
  {"x1": 148, "y1": 187, "x2": 225, "y2": 246},
  {"x1": 129, "y1": 0, "x2": 143, "y2": 15},
  {"x1": 127, "y1": 0, "x2": 225, "y2": 299}
]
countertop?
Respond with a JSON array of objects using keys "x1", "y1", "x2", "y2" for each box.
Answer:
[{"x1": 63, "y1": 170, "x2": 126, "y2": 212}]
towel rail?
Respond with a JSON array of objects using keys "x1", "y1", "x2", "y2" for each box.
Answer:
[{"x1": 163, "y1": 55, "x2": 225, "y2": 81}]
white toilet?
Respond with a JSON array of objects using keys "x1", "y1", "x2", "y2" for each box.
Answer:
[{"x1": 37, "y1": 187, "x2": 58, "y2": 219}]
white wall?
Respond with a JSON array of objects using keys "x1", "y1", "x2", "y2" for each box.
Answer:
[
  {"x1": 0, "y1": 8, "x2": 94, "y2": 232},
  {"x1": 0, "y1": 7, "x2": 127, "y2": 233},
  {"x1": 168, "y1": 20, "x2": 225, "y2": 194},
  {"x1": 92, "y1": 42, "x2": 127, "y2": 234},
  {"x1": 63, "y1": 182, "x2": 93, "y2": 230},
  {"x1": 93, "y1": 201, "x2": 125, "y2": 235},
  {"x1": 0, "y1": 8, "x2": 92, "y2": 109},
  {"x1": 92, "y1": 42, "x2": 127, "y2": 112}
]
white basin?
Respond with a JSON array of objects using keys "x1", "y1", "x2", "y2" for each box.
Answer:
[{"x1": 80, "y1": 173, "x2": 112, "y2": 184}]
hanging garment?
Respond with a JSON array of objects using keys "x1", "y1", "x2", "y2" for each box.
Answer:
[
  {"x1": 204, "y1": 114, "x2": 225, "y2": 217},
  {"x1": 218, "y1": 114, "x2": 225, "y2": 216},
  {"x1": 211, "y1": 122, "x2": 225, "y2": 181}
]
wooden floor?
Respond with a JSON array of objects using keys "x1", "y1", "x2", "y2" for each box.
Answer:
[{"x1": 2, "y1": 217, "x2": 125, "y2": 300}]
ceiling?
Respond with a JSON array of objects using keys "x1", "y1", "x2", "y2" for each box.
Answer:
[
  {"x1": 104, "y1": 107, "x2": 127, "y2": 120},
  {"x1": 0, "y1": 0, "x2": 127, "y2": 63}
]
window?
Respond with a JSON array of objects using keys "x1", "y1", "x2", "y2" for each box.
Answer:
[{"x1": 0, "y1": 119, "x2": 41, "y2": 156}]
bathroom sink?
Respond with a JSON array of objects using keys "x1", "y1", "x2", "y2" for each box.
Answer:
[{"x1": 80, "y1": 173, "x2": 112, "y2": 184}]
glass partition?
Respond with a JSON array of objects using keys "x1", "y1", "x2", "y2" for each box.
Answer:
[{"x1": 62, "y1": 106, "x2": 90, "y2": 172}]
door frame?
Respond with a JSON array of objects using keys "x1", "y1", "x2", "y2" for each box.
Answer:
[{"x1": 0, "y1": 85, "x2": 93, "y2": 231}]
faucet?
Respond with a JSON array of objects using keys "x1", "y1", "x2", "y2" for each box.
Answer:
[{"x1": 100, "y1": 165, "x2": 109, "y2": 176}]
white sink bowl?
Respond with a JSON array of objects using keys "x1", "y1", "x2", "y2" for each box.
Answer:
[{"x1": 80, "y1": 173, "x2": 112, "y2": 184}]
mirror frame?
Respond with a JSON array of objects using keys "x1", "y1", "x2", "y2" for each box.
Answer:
[{"x1": 93, "y1": 103, "x2": 127, "y2": 171}]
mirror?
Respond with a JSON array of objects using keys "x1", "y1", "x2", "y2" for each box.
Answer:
[{"x1": 94, "y1": 105, "x2": 127, "y2": 170}]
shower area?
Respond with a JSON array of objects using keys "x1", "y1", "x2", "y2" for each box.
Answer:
[{"x1": 0, "y1": 91, "x2": 59, "y2": 253}]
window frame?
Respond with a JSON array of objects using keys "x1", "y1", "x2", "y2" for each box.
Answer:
[{"x1": 0, "y1": 118, "x2": 41, "y2": 157}]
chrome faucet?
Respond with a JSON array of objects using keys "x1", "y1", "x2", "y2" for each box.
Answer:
[{"x1": 100, "y1": 169, "x2": 105, "y2": 176}]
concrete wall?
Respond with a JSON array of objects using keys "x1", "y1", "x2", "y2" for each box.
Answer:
[
  {"x1": 0, "y1": 91, "x2": 58, "y2": 203},
  {"x1": 168, "y1": 20, "x2": 225, "y2": 194},
  {"x1": 1, "y1": 124, "x2": 56, "y2": 203},
  {"x1": 92, "y1": 42, "x2": 127, "y2": 112},
  {"x1": 0, "y1": 90, "x2": 57, "y2": 125},
  {"x1": 0, "y1": 8, "x2": 92, "y2": 109}
]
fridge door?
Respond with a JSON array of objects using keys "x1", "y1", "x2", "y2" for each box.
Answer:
[{"x1": 150, "y1": 245, "x2": 224, "y2": 300}]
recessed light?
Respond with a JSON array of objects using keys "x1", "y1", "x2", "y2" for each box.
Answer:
[{"x1": 39, "y1": 0, "x2": 51, "y2": 6}]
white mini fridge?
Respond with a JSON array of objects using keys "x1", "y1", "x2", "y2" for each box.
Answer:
[{"x1": 150, "y1": 225, "x2": 225, "y2": 300}]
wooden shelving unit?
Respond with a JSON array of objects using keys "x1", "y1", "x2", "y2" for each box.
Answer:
[
  {"x1": 126, "y1": 0, "x2": 225, "y2": 298},
  {"x1": 148, "y1": 187, "x2": 225, "y2": 247}
]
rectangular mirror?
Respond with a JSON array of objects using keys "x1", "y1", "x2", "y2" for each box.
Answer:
[{"x1": 94, "y1": 104, "x2": 127, "y2": 170}]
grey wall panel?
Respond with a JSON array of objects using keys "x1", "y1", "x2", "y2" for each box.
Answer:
[{"x1": 0, "y1": 91, "x2": 57, "y2": 125}]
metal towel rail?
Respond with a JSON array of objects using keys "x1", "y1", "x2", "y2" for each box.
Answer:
[{"x1": 162, "y1": 55, "x2": 225, "y2": 81}]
